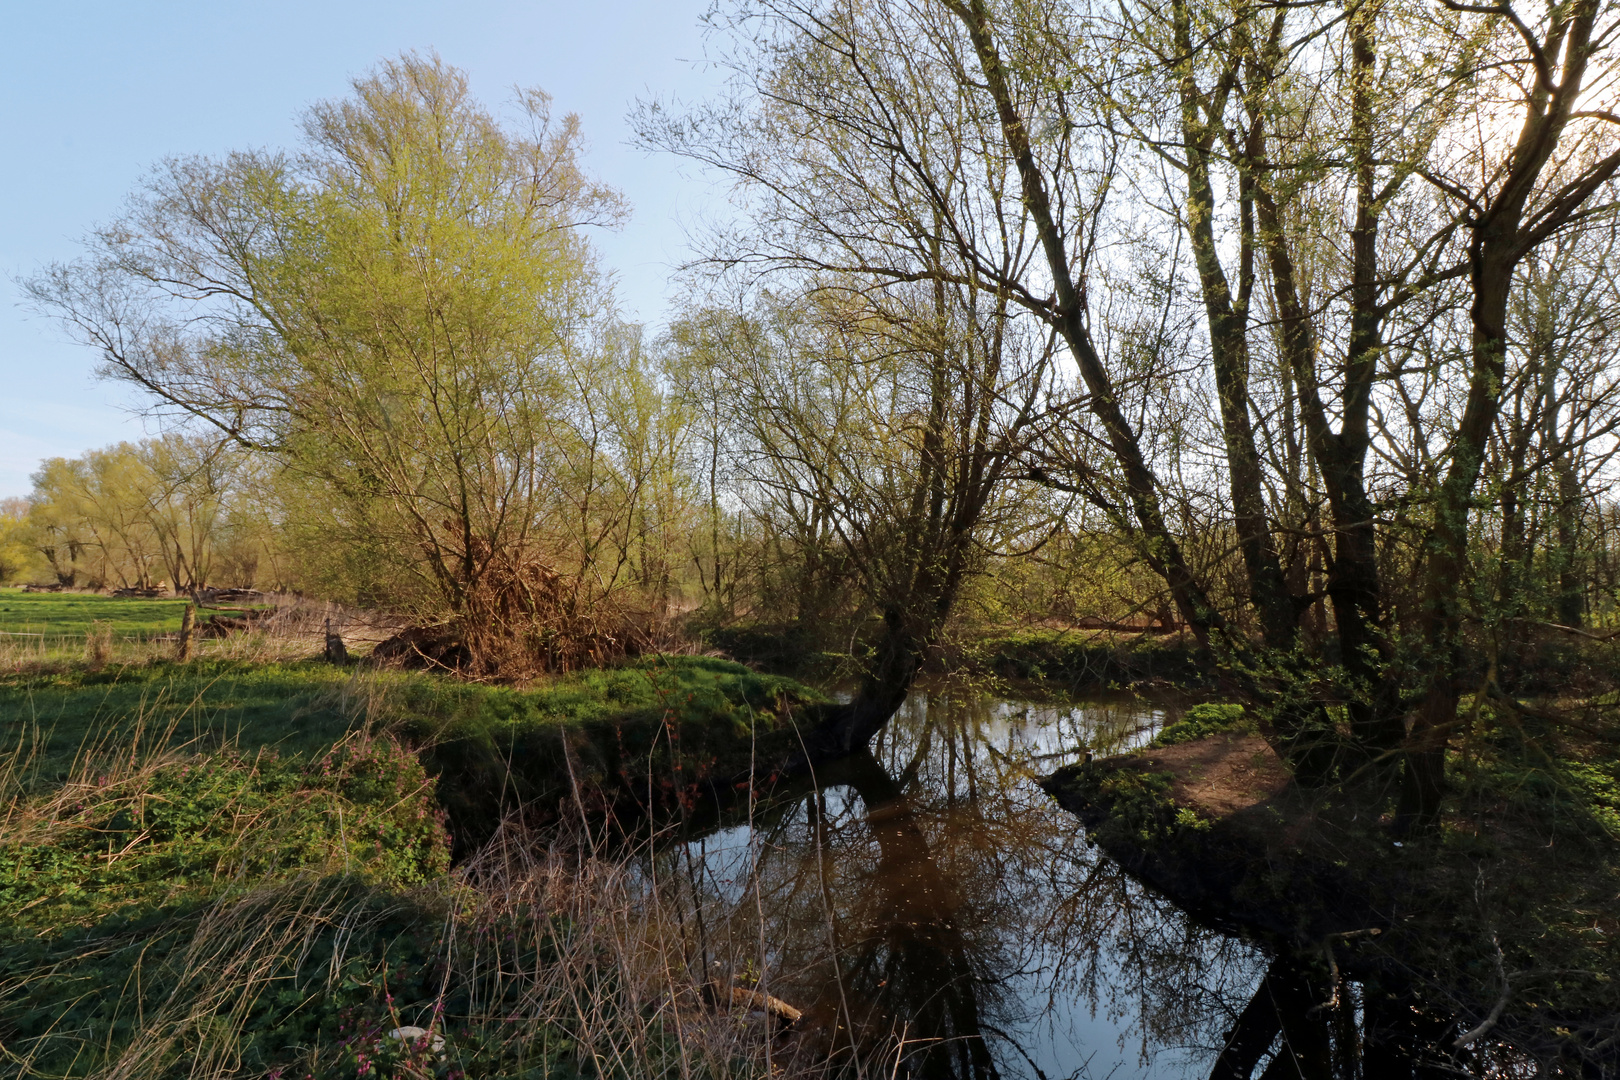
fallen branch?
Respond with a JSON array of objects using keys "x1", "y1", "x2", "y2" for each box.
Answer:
[
  {"x1": 703, "y1": 981, "x2": 803, "y2": 1026},
  {"x1": 1454, "y1": 931, "x2": 1510, "y2": 1049}
]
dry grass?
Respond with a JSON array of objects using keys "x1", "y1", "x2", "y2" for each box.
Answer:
[
  {"x1": 2, "y1": 817, "x2": 899, "y2": 1079},
  {"x1": 0, "y1": 659, "x2": 902, "y2": 1080},
  {"x1": 0, "y1": 594, "x2": 407, "y2": 675}
]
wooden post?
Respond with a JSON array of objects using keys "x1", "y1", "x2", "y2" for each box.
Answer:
[
  {"x1": 325, "y1": 618, "x2": 349, "y2": 665},
  {"x1": 177, "y1": 604, "x2": 195, "y2": 662}
]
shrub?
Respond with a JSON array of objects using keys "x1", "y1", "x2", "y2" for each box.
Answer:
[{"x1": 1150, "y1": 702, "x2": 1251, "y2": 748}]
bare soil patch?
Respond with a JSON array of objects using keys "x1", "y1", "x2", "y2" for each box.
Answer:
[{"x1": 1132, "y1": 733, "x2": 1291, "y2": 817}]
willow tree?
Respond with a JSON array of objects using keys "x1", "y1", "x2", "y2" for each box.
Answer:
[
  {"x1": 647, "y1": 0, "x2": 1086, "y2": 754},
  {"x1": 644, "y1": 0, "x2": 1249, "y2": 756},
  {"x1": 655, "y1": 0, "x2": 1620, "y2": 802},
  {"x1": 0, "y1": 501, "x2": 41, "y2": 585},
  {"x1": 28, "y1": 54, "x2": 639, "y2": 671},
  {"x1": 670, "y1": 284, "x2": 1061, "y2": 755}
]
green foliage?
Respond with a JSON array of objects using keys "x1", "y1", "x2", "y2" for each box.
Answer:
[
  {"x1": 0, "y1": 738, "x2": 449, "y2": 934},
  {"x1": 964, "y1": 629, "x2": 1205, "y2": 691},
  {"x1": 28, "y1": 54, "x2": 687, "y2": 667},
  {"x1": 1150, "y1": 702, "x2": 1251, "y2": 747},
  {"x1": 23, "y1": 435, "x2": 275, "y2": 594},
  {"x1": 1090, "y1": 767, "x2": 1183, "y2": 847},
  {"x1": 0, "y1": 654, "x2": 825, "y2": 1078},
  {"x1": 0, "y1": 730, "x2": 454, "y2": 1077},
  {"x1": 0, "y1": 500, "x2": 44, "y2": 585}
]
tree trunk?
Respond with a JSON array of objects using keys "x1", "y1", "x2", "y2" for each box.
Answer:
[
  {"x1": 1400, "y1": 252, "x2": 1513, "y2": 833},
  {"x1": 1551, "y1": 454, "x2": 1585, "y2": 626},
  {"x1": 951, "y1": 0, "x2": 1225, "y2": 651},
  {"x1": 1173, "y1": 0, "x2": 1296, "y2": 651},
  {"x1": 1248, "y1": 0, "x2": 1399, "y2": 754},
  {"x1": 1400, "y1": 0, "x2": 1617, "y2": 831}
]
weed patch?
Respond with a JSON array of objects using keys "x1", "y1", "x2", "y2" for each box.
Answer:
[
  {"x1": 0, "y1": 655, "x2": 841, "y2": 1079},
  {"x1": 1149, "y1": 702, "x2": 1250, "y2": 747}
]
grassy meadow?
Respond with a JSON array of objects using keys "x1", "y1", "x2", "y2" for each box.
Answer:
[
  {"x1": 0, "y1": 594, "x2": 834, "y2": 1079},
  {"x1": 0, "y1": 589, "x2": 190, "y2": 644}
]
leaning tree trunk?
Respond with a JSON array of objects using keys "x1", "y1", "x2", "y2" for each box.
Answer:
[{"x1": 950, "y1": 0, "x2": 1226, "y2": 651}]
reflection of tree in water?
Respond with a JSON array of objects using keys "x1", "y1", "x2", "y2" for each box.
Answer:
[{"x1": 659, "y1": 690, "x2": 1270, "y2": 1079}]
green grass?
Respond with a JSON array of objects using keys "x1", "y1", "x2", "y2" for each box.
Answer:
[
  {"x1": 0, "y1": 660, "x2": 383, "y2": 781},
  {"x1": 0, "y1": 654, "x2": 830, "y2": 1078},
  {"x1": 0, "y1": 589, "x2": 191, "y2": 644},
  {"x1": 0, "y1": 655, "x2": 826, "y2": 802},
  {"x1": 0, "y1": 733, "x2": 465, "y2": 1078},
  {"x1": 391, "y1": 655, "x2": 828, "y2": 848},
  {"x1": 0, "y1": 652, "x2": 829, "y2": 854},
  {"x1": 0, "y1": 736, "x2": 451, "y2": 934}
]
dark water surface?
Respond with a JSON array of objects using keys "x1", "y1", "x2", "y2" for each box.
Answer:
[
  {"x1": 654, "y1": 689, "x2": 1524, "y2": 1079},
  {"x1": 657, "y1": 690, "x2": 1258, "y2": 1078}
]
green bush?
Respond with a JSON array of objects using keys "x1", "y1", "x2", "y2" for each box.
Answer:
[
  {"x1": 1149, "y1": 702, "x2": 1251, "y2": 748},
  {"x1": 965, "y1": 629, "x2": 1205, "y2": 690}
]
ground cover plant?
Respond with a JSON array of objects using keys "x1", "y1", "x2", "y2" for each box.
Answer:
[
  {"x1": 0, "y1": 590, "x2": 189, "y2": 647},
  {"x1": 0, "y1": 645, "x2": 844, "y2": 1079}
]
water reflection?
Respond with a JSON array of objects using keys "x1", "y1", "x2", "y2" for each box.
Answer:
[
  {"x1": 653, "y1": 691, "x2": 1249, "y2": 1077},
  {"x1": 655, "y1": 689, "x2": 1507, "y2": 1079}
]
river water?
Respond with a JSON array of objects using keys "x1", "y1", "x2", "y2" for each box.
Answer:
[
  {"x1": 651, "y1": 690, "x2": 1266, "y2": 1078},
  {"x1": 651, "y1": 688, "x2": 1543, "y2": 1078}
]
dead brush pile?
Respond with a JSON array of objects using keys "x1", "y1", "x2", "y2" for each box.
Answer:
[{"x1": 375, "y1": 546, "x2": 693, "y2": 680}]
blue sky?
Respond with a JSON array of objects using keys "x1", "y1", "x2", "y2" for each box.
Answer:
[{"x1": 0, "y1": 1, "x2": 728, "y2": 498}]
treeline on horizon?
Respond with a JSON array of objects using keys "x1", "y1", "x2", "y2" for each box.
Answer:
[
  {"x1": 6, "y1": 310, "x2": 1620, "y2": 649},
  {"x1": 10, "y1": 0, "x2": 1620, "y2": 825}
]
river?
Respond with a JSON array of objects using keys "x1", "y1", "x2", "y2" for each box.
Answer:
[{"x1": 645, "y1": 687, "x2": 1540, "y2": 1079}]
